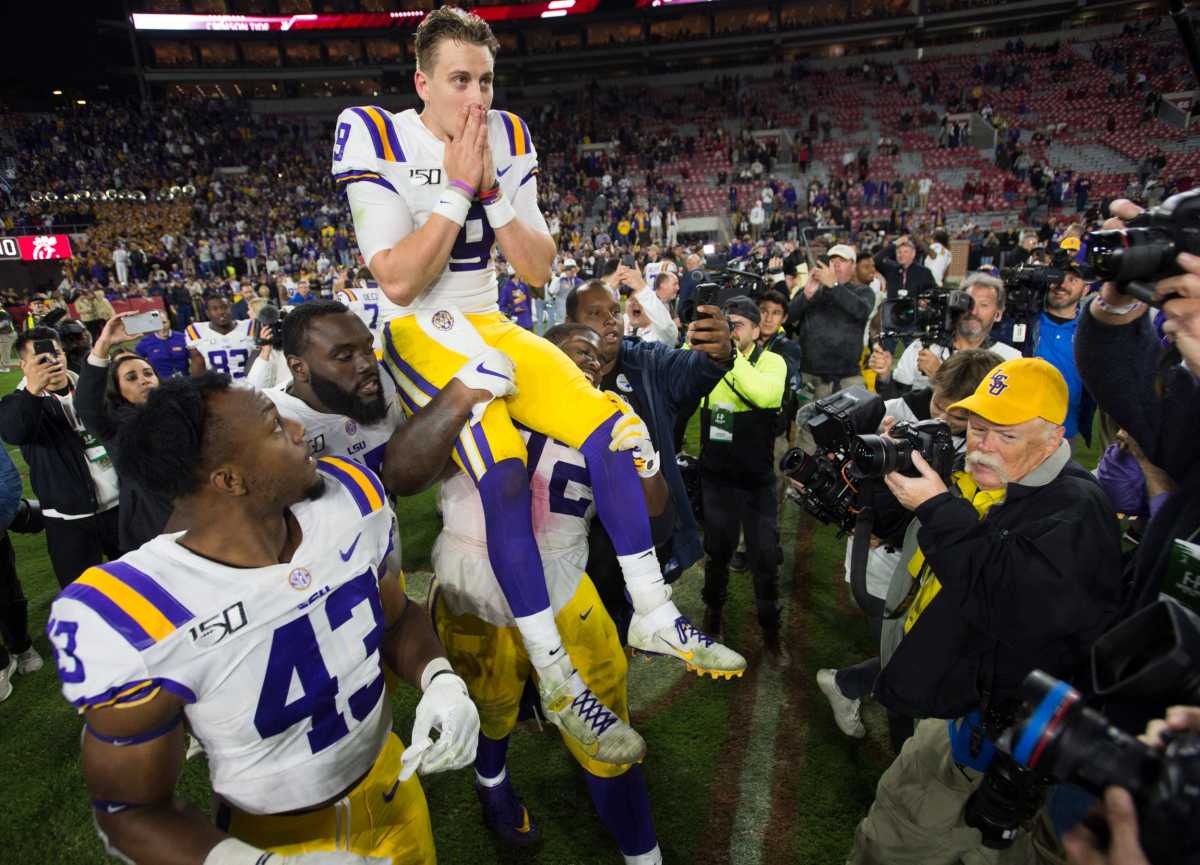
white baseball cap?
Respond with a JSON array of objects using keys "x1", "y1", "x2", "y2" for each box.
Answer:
[{"x1": 563, "y1": 258, "x2": 578, "y2": 269}]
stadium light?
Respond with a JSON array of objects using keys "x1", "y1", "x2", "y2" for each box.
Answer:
[
  {"x1": 76, "y1": 99, "x2": 86, "y2": 105},
  {"x1": 51, "y1": 90, "x2": 62, "y2": 96}
]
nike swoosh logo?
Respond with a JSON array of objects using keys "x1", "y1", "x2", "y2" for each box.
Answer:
[
  {"x1": 548, "y1": 646, "x2": 562, "y2": 657},
  {"x1": 580, "y1": 606, "x2": 593, "y2": 621},
  {"x1": 475, "y1": 362, "x2": 510, "y2": 381},
  {"x1": 382, "y1": 778, "x2": 400, "y2": 803},
  {"x1": 339, "y1": 532, "x2": 362, "y2": 562},
  {"x1": 497, "y1": 165, "x2": 512, "y2": 177}
]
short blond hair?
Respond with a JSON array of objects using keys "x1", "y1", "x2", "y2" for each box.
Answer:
[{"x1": 414, "y1": 7, "x2": 500, "y2": 74}]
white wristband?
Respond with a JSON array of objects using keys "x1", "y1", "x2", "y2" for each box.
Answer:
[
  {"x1": 203, "y1": 838, "x2": 269, "y2": 865},
  {"x1": 483, "y1": 195, "x2": 517, "y2": 230},
  {"x1": 419, "y1": 656, "x2": 455, "y2": 692},
  {"x1": 432, "y1": 193, "x2": 471, "y2": 228}
]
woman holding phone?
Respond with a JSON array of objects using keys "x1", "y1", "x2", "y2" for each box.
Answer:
[{"x1": 76, "y1": 312, "x2": 172, "y2": 551}]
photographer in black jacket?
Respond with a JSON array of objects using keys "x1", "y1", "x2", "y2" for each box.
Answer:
[
  {"x1": 0, "y1": 327, "x2": 121, "y2": 588},
  {"x1": 848, "y1": 357, "x2": 1124, "y2": 865}
]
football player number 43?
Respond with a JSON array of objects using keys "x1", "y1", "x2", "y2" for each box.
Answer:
[{"x1": 255, "y1": 568, "x2": 386, "y2": 753}]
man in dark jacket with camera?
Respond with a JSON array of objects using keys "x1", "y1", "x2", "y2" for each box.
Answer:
[
  {"x1": 849, "y1": 357, "x2": 1124, "y2": 864},
  {"x1": 0, "y1": 328, "x2": 121, "y2": 588},
  {"x1": 787, "y1": 244, "x2": 875, "y2": 398}
]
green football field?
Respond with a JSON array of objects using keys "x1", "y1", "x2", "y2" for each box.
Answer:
[{"x1": 0, "y1": 366, "x2": 1100, "y2": 864}]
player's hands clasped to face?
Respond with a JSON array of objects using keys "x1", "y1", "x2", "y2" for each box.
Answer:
[{"x1": 443, "y1": 104, "x2": 488, "y2": 192}]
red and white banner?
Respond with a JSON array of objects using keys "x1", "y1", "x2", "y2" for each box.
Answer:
[{"x1": 10, "y1": 234, "x2": 74, "y2": 261}]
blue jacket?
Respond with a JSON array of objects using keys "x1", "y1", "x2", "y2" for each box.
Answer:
[
  {"x1": 136, "y1": 331, "x2": 190, "y2": 380},
  {"x1": 606, "y1": 337, "x2": 729, "y2": 575},
  {"x1": 1010, "y1": 309, "x2": 1097, "y2": 445},
  {"x1": 0, "y1": 446, "x2": 22, "y2": 531}
]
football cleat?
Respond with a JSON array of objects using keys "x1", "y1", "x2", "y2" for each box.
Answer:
[
  {"x1": 627, "y1": 604, "x2": 747, "y2": 679},
  {"x1": 476, "y1": 776, "x2": 542, "y2": 847},
  {"x1": 817, "y1": 669, "x2": 865, "y2": 738},
  {"x1": 0, "y1": 654, "x2": 15, "y2": 702},
  {"x1": 538, "y1": 666, "x2": 646, "y2": 765},
  {"x1": 15, "y1": 646, "x2": 43, "y2": 675}
]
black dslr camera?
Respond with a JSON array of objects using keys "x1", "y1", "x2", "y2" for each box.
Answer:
[
  {"x1": 1086, "y1": 187, "x2": 1200, "y2": 307},
  {"x1": 780, "y1": 386, "x2": 956, "y2": 532},
  {"x1": 965, "y1": 598, "x2": 1200, "y2": 864},
  {"x1": 879, "y1": 287, "x2": 974, "y2": 348}
]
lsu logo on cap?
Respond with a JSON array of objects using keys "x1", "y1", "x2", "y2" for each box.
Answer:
[{"x1": 987, "y1": 372, "x2": 1009, "y2": 396}]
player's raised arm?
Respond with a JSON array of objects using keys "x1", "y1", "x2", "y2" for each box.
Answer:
[
  {"x1": 82, "y1": 691, "x2": 228, "y2": 864},
  {"x1": 348, "y1": 105, "x2": 487, "y2": 306},
  {"x1": 481, "y1": 116, "x2": 555, "y2": 287}
]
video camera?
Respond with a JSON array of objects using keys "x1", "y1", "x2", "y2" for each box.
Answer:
[
  {"x1": 779, "y1": 386, "x2": 957, "y2": 533},
  {"x1": 878, "y1": 287, "x2": 974, "y2": 349},
  {"x1": 254, "y1": 304, "x2": 286, "y2": 349},
  {"x1": 688, "y1": 250, "x2": 773, "y2": 312},
  {"x1": 1086, "y1": 187, "x2": 1200, "y2": 307},
  {"x1": 964, "y1": 598, "x2": 1200, "y2": 863}
]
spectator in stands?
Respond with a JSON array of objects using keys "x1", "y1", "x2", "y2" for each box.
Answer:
[
  {"x1": 924, "y1": 230, "x2": 952, "y2": 287},
  {"x1": 135, "y1": 315, "x2": 190, "y2": 381},
  {"x1": 749, "y1": 201, "x2": 766, "y2": 241},
  {"x1": 498, "y1": 269, "x2": 534, "y2": 331},
  {"x1": 917, "y1": 176, "x2": 932, "y2": 211},
  {"x1": 77, "y1": 314, "x2": 172, "y2": 551},
  {"x1": 75, "y1": 287, "x2": 115, "y2": 342},
  {"x1": 0, "y1": 328, "x2": 120, "y2": 587},
  {"x1": 0, "y1": 309, "x2": 15, "y2": 373},
  {"x1": 699, "y1": 296, "x2": 788, "y2": 666},
  {"x1": 874, "y1": 236, "x2": 936, "y2": 301},
  {"x1": 872, "y1": 272, "x2": 1022, "y2": 396},
  {"x1": 788, "y1": 244, "x2": 876, "y2": 398}
]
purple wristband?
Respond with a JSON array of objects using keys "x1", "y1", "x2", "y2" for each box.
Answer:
[{"x1": 448, "y1": 179, "x2": 477, "y2": 200}]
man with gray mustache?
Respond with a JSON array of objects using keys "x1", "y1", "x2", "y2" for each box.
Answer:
[{"x1": 848, "y1": 356, "x2": 1124, "y2": 865}]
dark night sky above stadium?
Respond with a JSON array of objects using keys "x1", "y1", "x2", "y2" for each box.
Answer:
[{"x1": 1, "y1": 2, "x2": 133, "y2": 103}]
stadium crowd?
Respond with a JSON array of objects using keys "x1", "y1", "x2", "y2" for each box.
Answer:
[{"x1": 1, "y1": 6, "x2": 1199, "y2": 865}]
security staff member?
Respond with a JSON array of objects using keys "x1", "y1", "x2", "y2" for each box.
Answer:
[
  {"x1": 699, "y1": 296, "x2": 789, "y2": 668},
  {"x1": 848, "y1": 358, "x2": 1124, "y2": 865}
]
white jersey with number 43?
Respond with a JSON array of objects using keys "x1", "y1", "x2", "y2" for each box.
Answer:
[
  {"x1": 185, "y1": 320, "x2": 257, "y2": 379},
  {"x1": 331, "y1": 105, "x2": 548, "y2": 315},
  {"x1": 46, "y1": 458, "x2": 396, "y2": 815}
]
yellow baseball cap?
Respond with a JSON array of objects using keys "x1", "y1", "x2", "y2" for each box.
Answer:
[{"x1": 949, "y1": 357, "x2": 1068, "y2": 426}]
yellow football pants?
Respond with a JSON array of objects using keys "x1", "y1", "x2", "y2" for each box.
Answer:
[
  {"x1": 383, "y1": 310, "x2": 619, "y2": 482},
  {"x1": 434, "y1": 573, "x2": 635, "y2": 779},
  {"x1": 218, "y1": 732, "x2": 435, "y2": 864}
]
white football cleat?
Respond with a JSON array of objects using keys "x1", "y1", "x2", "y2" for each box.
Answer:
[
  {"x1": 817, "y1": 669, "x2": 865, "y2": 738},
  {"x1": 0, "y1": 654, "x2": 15, "y2": 702},
  {"x1": 627, "y1": 602, "x2": 747, "y2": 679},
  {"x1": 537, "y1": 658, "x2": 645, "y2": 765},
  {"x1": 16, "y1": 647, "x2": 43, "y2": 675}
]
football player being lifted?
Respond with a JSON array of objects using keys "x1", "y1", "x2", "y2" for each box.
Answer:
[
  {"x1": 47, "y1": 374, "x2": 479, "y2": 865},
  {"x1": 332, "y1": 5, "x2": 745, "y2": 765}
]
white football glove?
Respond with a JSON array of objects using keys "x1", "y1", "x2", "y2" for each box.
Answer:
[
  {"x1": 452, "y1": 346, "x2": 516, "y2": 424},
  {"x1": 399, "y1": 670, "x2": 480, "y2": 782},
  {"x1": 204, "y1": 838, "x2": 388, "y2": 864},
  {"x1": 609, "y1": 411, "x2": 660, "y2": 479}
]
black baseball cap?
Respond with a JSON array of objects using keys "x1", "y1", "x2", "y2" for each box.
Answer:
[{"x1": 723, "y1": 295, "x2": 762, "y2": 325}]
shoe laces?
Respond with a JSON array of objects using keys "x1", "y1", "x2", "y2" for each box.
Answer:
[
  {"x1": 570, "y1": 688, "x2": 619, "y2": 736},
  {"x1": 674, "y1": 616, "x2": 715, "y2": 648}
]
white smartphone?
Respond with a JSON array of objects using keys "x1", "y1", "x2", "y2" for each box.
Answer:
[{"x1": 123, "y1": 310, "x2": 163, "y2": 335}]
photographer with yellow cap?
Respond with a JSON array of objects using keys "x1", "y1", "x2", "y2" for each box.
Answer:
[{"x1": 847, "y1": 357, "x2": 1125, "y2": 865}]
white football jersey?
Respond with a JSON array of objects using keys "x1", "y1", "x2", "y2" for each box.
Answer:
[
  {"x1": 262, "y1": 373, "x2": 404, "y2": 477},
  {"x1": 335, "y1": 280, "x2": 405, "y2": 352},
  {"x1": 186, "y1": 320, "x2": 257, "y2": 380},
  {"x1": 47, "y1": 458, "x2": 396, "y2": 814},
  {"x1": 433, "y1": 430, "x2": 590, "y2": 628},
  {"x1": 331, "y1": 105, "x2": 548, "y2": 314}
]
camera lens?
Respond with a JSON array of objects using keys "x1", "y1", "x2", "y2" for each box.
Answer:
[
  {"x1": 780, "y1": 448, "x2": 820, "y2": 483},
  {"x1": 853, "y1": 434, "x2": 913, "y2": 476},
  {"x1": 1086, "y1": 228, "x2": 1176, "y2": 283}
]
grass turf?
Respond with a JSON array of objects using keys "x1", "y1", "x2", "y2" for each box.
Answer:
[{"x1": 0, "y1": 370, "x2": 1101, "y2": 863}]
